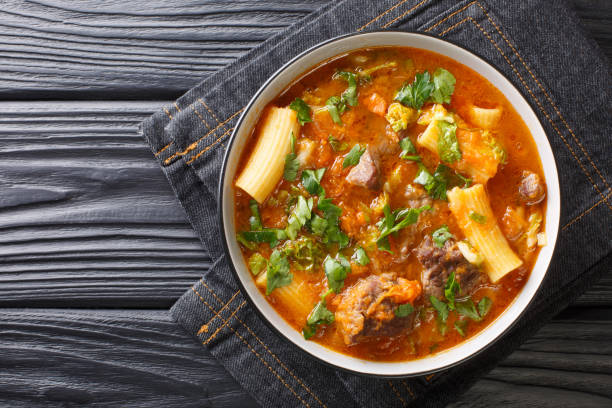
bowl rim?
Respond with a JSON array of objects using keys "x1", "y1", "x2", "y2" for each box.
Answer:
[{"x1": 218, "y1": 30, "x2": 561, "y2": 378}]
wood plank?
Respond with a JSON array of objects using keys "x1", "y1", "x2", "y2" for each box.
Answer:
[
  {"x1": 1, "y1": 307, "x2": 610, "y2": 407},
  {"x1": 0, "y1": 0, "x2": 326, "y2": 99},
  {"x1": 0, "y1": 0, "x2": 607, "y2": 99}
]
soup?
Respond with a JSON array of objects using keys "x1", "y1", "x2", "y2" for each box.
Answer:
[{"x1": 232, "y1": 47, "x2": 547, "y2": 361}]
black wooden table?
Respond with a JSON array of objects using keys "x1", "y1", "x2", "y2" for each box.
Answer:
[{"x1": 1, "y1": 1, "x2": 610, "y2": 406}]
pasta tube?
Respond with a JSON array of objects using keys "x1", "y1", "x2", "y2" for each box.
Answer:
[
  {"x1": 447, "y1": 184, "x2": 522, "y2": 282},
  {"x1": 235, "y1": 107, "x2": 300, "y2": 203},
  {"x1": 256, "y1": 270, "x2": 318, "y2": 323}
]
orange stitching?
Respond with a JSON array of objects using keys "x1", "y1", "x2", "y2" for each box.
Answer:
[
  {"x1": 425, "y1": 1, "x2": 475, "y2": 32},
  {"x1": 381, "y1": 0, "x2": 430, "y2": 29},
  {"x1": 162, "y1": 107, "x2": 173, "y2": 120},
  {"x1": 174, "y1": 102, "x2": 182, "y2": 112},
  {"x1": 475, "y1": 1, "x2": 611, "y2": 197},
  {"x1": 202, "y1": 290, "x2": 240, "y2": 327},
  {"x1": 186, "y1": 126, "x2": 233, "y2": 165},
  {"x1": 204, "y1": 300, "x2": 247, "y2": 344},
  {"x1": 562, "y1": 190, "x2": 612, "y2": 230},
  {"x1": 191, "y1": 286, "x2": 310, "y2": 408},
  {"x1": 438, "y1": 16, "x2": 470, "y2": 36},
  {"x1": 192, "y1": 105, "x2": 212, "y2": 130},
  {"x1": 438, "y1": 17, "x2": 612, "y2": 211},
  {"x1": 401, "y1": 381, "x2": 415, "y2": 398},
  {"x1": 154, "y1": 142, "x2": 173, "y2": 157},
  {"x1": 357, "y1": 0, "x2": 410, "y2": 32},
  {"x1": 199, "y1": 98, "x2": 225, "y2": 128},
  {"x1": 163, "y1": 108, "x2": 244, "y2": 165},
  {"x1": 198, "y1": 280, "x2": 328, "y2": 408},
  {"x1": 388, "y1": 381, "x2": 408, "y2": 407},
  {"x1": 425, "y1": 373, "x2": 435, "y2": 382}
]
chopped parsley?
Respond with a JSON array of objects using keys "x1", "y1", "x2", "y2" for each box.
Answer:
[
  {"x1": 240, "y1": 229, "x2": 286, "y2": 248},
  {"x1": 324, "y1": 254, "x2": 351, "y2": 293},
  {"x1": 430, "y1": 68, "x2": 456, "y2": 104},
  {"x1": 266, "y1": 249, "x2": 292, "y2": 295},
  {"x1": 430, "y1": 295, "x2": 449, "y2": 323},
  {"x1": 285, "y1": 196, "x2": 313, "y2": 240},
  {"x1": 478, "y1": 296, "x2": 493, "y2": 318},
  {"x1": 376, "y1": 204, "x2": 430, "y2": 252},
  {"x1": 395, "y1": 303, "x2": 414, "y2": 318},
  {"x1": 342, "y1": 144, "x2": 366, "y2": 168},
  {"x1": 334, "y1": 71, "x2": 359, "y2": 107},
  {"x1": 399, "y1": 137, "x2": 420, "y2": 161},
  {"x1": 248, "y1": 199, "x2": 263, "y2": 231},
  {"x1": 414, "y1": 164, "x2": 470, "y2": 201},
  {"x1": 456, "y1": 299, "x2": 481, "y2": 321},
  {"x1": 279, "y1": 236, "x2": 325, "y2": 272},
  {"x1": 469, "y1": 211, "x2": 487, "y2": 224},
  {"x1": 328, "y1": 135, "x2": 348, "y2": 152},
  {"x1": 444, "y1": 271, "x2": 461, "y2": 311},
  {"x1": 301, "y1": 168, "x2": 326, "y2": 196},
  {"x1": 395, "y1": 71, "x2": 435, "y2": 109},
  {"x1": 289, "y1": 97, "x2": 312, "y2": 125},
  {"x1": 303, "y1": 289, "x2": 335, "y2": 339},
  {"x1": 283, "y1": 132, "x2": 299, "y2": 181},
  {"x1": 248, "y1": 253, "x2": 267, "y2": 275},
  {"x1": 437, "y1": 120, "x2": 461, "y2": 163},
  {"x1": 432, "y1": 225, "x2": 453, "y2": 248},
  {"x1": 352, "y1": 246, "x2": 370, "y2": 266},
  {"x1": 454, "y1": 319, "x2": 468, "y2": 337},
  {"x1": 326, "y1": 96, "x2": 345, "y2": 125},
  {"x1": 316, "y1": 196, "x2": 349, "y2": 248}
]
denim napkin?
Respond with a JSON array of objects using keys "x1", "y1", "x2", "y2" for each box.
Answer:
[{"x1": 141, "y1": 0, "x2": 612, "y2": 406}]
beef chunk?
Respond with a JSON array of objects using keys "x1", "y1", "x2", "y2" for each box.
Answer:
[
  {"x1": 415, "y1": 236, "x2": 485, "y2": 299},
  {"x1": 335, "y1": 274, "x2": 421, "y2": 345},
  {"x1": 346, "y1": 148, "x2": 379, "y2": 189},
  {"x1": 518, "y1": 170, "x2": 546, "y2": 205}
]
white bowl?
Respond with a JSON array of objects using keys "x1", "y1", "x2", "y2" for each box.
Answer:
[{"x1": 219, "y1": 31, "x2": 560, "y2": 377}]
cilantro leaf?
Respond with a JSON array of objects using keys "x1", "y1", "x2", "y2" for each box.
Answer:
[
  {"x1": 430, "y1": 68, "x2": 456, "y2": 104},
  {"x1": 454, "y1": 319, "x2": 468, "y2": 337},
  {"x1": 352, "y1": 246, "x2": 370, "y2": 266},
  {"x1": 395, "y1": 303, "x2": 414, "y2": 317},
  {"x1": 326, "y1": 96, "x2": 345, "y2": 125},
  {"x1": 376, "y1": 204, "x2": 430, "y2": 251},
  {"x1": 328, "y1": 135, "x2": 348, "y2": 152},
  {"x1": 334, "y1": 71, "x2": 358, "y2": 107},
  {"x1": 302, "y1": 168, "x2": 326, "y2": 196},
  {"x1": 415, "y1": 164, "x2": 466, "y2": 201},
  {"x1": 430, "y1": 295, "x2": 449, "y2": 323},
  {"x1": 266, "y1": 249, "x2": 292, "y2": 295},
  {"x1": 469, "y1": 211, "x2": 487, "y2": 224},
  {"x1": 248, "y1": 253, "x2": 267, "y2": 275},
  {"x1": 395, "y1": 71, "x2": 435, "y2": 109},
  {"x1": 432, "y1": 225, "x2": 453, "y2": 248},
  {"x1": 285, "y1": 196, "x2": 313, "y2": 240},
  {"x1": 437, "y1": 120, "x2": 461, "y2": 163},
  {"x1": 456, "y1": 299, "x2": 481, "y2": 321},
  {"x1": 324, "y1": 254, "x2": 351, "y2": 293},
  {"x1": 399, "y1": 137, "x2": 420, "y2": 162},
  {"x1": 310, "y1": 214, "x2": 328, "y2": 236},
  {"x1": 248, "y1": 199, "x2": 263, "y2": 231},
  {"x1": 478, "y1": 297, "x2": 493, "y2": 318},
  {"x1": 317, "y1": 196, "x2": 349, "y2": 248},
  {"x1": 343, "y1": 144, "x2": 366, "y2": 168},
  {"x1": 236, "y1": 234, "x2": 256, "y2": 250},
  {"x1": 303, "y1": 289, "x2": 335, "y2": 339},
  {"x1": 289, "y1": 97, "x2": 312, "y2": 125},
  {"x1": 443, "y1": 270, "x2": 461, "y2": 311},
  {"x1": 283, "y1": 132, "x2": 299, "y2": 181}
]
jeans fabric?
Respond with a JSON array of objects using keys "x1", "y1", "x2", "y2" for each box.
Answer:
[{"x1": 141, "y1": 1, "x2": 612, "y2": 406}]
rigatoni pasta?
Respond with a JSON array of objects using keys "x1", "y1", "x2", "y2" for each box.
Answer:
[
  {"x1": 447, "y1": 184, "x2": 523, "y2": 282},
  {"x1": 235, "y1": 107, "x2": 300, "y2": 203}
]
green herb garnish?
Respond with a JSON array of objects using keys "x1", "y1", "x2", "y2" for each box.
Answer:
[
  {"x1": 324, "y1": 254, "x2": 351, "y2": 293},
  {"x1": 352, "y1": 246, "x2": 370, "y2": 266},
  {"x1": 266, "y1": 249, "x2": 292, "y2": 295},
  {"x1": 302, "y1": 168, "x2": 326, "y2": 196},
  {"x1": 248, "y1": 253, "x2": 268, "y2": 275},
  {"x1": 303, "y1": 289, "x2": 335, "y2": 339},
  {"x1": 334, "y1": 71, "x2": 359, "y2": 107},
  {"x1": 326, "y1": 96, "x2": 345, "y2": 125},
  {"x1": 285, "y1": 196, "x2": 313, "y2": 240},
  {"x1": 469, "y1": 211, "x2": 487, "y2": 224},
  {"x1": 395, "y1": 71, "x2": 435, "y2": 109},
  {"x1": 478, "y1": 296, "x2": 492, "y2": 318},
  {"x1": 328, "y1": 135, "x2": 348, "y2": 152},
  {"x1": 395, "y1": 303, "x2": 414, "y2": 318},
  {"x1": 343, "y1": 144, "x2": 366, "y2": 168},
  {"x1": 289, "y1": 97, "x2": 312, "y2": 125},
  {"x1": 316, "y1": 196, "x2": 349, "y2": 248},
  {"x1": 454, "y1": 319, "x2": 468, "y2": 337},
  {"x1": 283, "y1": 132, "x2": 299, "y2": 181},
  {"x1": 430, "y1": 68, "x2": 456, "y2": 104},
  {"x1": 414, "y1": 164, "x2": 469, "y2": 201},
  {"x1": 430, "y1": 295, "x2": 449, "y2": 323},
  {"x1": 399, "y1": 137, "x2": 420, "y2": 162},
  {"x1": 444, "y1": 270, "x2": 461, "y2": 311},
  {"x1": 240, "y1": 229, "x2": 287, "y2": 248},
  {"x1": 248, "y1": 199, "x2": 263, "y2": 231},
  {"x1": 376, "y1": 204, "x2": 430, "y2": 252},
  {"x1": 456, "y1": 299, "x2": 481, "y2": 321},
  {"x1": 437, "y1": 120, "x2": 461, "y2": 163},
  {"x1": 432, "y1": 225, "x2": 453, "y2": 248}
]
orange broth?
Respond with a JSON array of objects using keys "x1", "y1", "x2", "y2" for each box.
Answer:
[{"x1": 233, "y1": 47, "x2": 545, "y2": 361}]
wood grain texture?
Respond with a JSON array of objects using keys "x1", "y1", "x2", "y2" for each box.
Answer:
[
  {"x1": 1, "y1": 308, "x2": 610, "y2": 408},
  {"x1": 0, "y1": 0, "x2": 326, "y2": 99}
]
